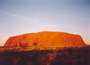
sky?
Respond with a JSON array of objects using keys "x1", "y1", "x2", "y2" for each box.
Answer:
[{"x1": 0, "y1": 0, "x2": 90, "y2": 46}]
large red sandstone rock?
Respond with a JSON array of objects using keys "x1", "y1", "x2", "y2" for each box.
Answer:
[{"x1": 4, "y1": 31, "x2": 86, "y2": 48}]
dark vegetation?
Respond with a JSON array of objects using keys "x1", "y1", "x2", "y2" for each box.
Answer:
[{"x1": 0, "y1": 46, "x2": 90, "y2": 65}]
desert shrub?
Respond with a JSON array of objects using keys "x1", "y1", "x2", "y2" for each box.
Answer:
[{"x1": 0, "y1": 46, "x2": 90, "y2": 65}]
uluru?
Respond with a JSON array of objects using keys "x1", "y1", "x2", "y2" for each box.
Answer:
[{"x1": 4, "y1": 31, "x2": 86, "y2": 50}]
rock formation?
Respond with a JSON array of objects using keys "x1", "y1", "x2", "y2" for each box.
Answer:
[{"x1": 4, "y1": 31, "x2": 86, "y2": 49}]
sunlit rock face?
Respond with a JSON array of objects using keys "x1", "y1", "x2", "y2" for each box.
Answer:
[{"x1": 4, "y1": 31, "x2": 86, "y2": 48}]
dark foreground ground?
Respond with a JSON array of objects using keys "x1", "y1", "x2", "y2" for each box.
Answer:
[{"x1": 0, "y1": 46, "x2": 90, "y2": 65}]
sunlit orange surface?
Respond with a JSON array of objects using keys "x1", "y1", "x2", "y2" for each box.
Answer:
[{"x1": 4, "y1": 31, "x2": 86, "y2": 50}]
